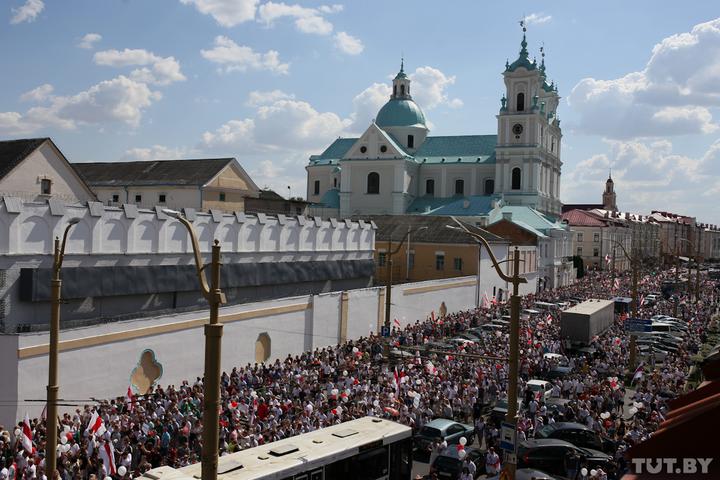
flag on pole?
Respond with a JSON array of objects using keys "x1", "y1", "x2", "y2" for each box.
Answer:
[
  {"x1": 393, "y1": 318, "x2": 401, "y2": 328},
  {"x1": 546, "y1": 313, "x2": 553, "y2": 324},
  {"x1": 126, "y1": 385, "x2": 135, "y2": 413},
  {"x1": 604, "y1": 254, "x2": 611, "y2": 266},
  {"x1": 613, "y1": 278, "x2": 620, "y2": 290},
  {"x1": 481, "y1": 292, "x2": 490, "y2": 309},
  {"x1": 21, "y1": 413, "x2": 33, "y2": 454},
  {"x1": 632, "y1": 363, "x2": 645, "y2": 384},
  {"x1": 639, "y1": 294, "x2": 645, "y2": 307},
  {"x1": 99, "y1": 440, "x2": 117, "y2": 475},
  {"x1": 86, "y1": 411, "x2": 107, "y2": 438}
]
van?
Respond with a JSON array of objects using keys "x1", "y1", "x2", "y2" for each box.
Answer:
[{"x1": 522, "y1": 309, "x2": 541, "y2": 316}]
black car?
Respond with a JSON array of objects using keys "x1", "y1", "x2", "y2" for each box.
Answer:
[
  {"x1": 429, "y1": 447, "x2": 484, "y2": 479},
  {"x1": 518, "y1": 439, "x2": 614, "y2": 477},
  {"x1": 534, "y1": 422, "x2": 616, "y2": 454}
]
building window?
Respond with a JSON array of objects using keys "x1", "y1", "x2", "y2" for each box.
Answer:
[
  {"x1": 40, "y1": 178, "x2": 52, "y2": 195},
  {"x1": 314, "y1": 180, "x2": 320, "y2": 195},
  {"x1": 593, "y1": 233, "x2": 600, "y2": 243},
  {"x1": 159, "y1": 194, "x2": 166, "y2": 203},
  {"x1": 407, "y1": 135, "x2": 414, "y2": 149},
  {"x1": 393, "y1": 85, "x2": 397, "y2": 96},
  {"x1": 333, "y1": 178, "x2": 337, "y2": 188},
  {"x1": 517, "y1": 92, "x2": 525, "y2": 111},
  {"x1": 484, "y1": 178, "x2": 494, "y2": 194},
  {"x1": 400, "y1": 84, "x2": 405, "y2": 96},
  {"x1": 551, "y1": 137, "x2": 556, "y2": 153},
  {"x1": 378, "y1": 252, "x2": 386, "y2": 267},
  {"x1": 577, "y1": 232, "x2": 584, "y2": 242},
  {"x1": 454, "y1": 179, "x2": 464, "y2": 195},
  {"x1": 409, "y1": 252, "x2": 415, "y2": 270},
  {"x1": 426, "y1": 179, "x2": 435, "y2": 196},
  {"x1": 360, "y1": 146, "x2": 367, "y2": 153},
  {"x1": 367, "y1": 172, "x2": 380, "y2": 194},
  {"x1": 593, "y1": 248, "x2": 599, "y2": 257},
  {"x1": 577, "y1": 247, "x2": 583, "y2": 256},
  {"x1": 219, "y1": 192, "x2": 226, "y2": 202},
  {"x1": 112, "y1": 194, "x2": 119, "y2": 203},
  {"x1": 511, "y1": 167, "x2": 522, "y2": 190},
  {"x1": 454, "y1": 257, "x2": 463, "y2": 271},
  {"x1": 380, "y1": 145, "x2": 388, "y2": 153},
  {"x1": 135, "y1": 194, "x2": 142, "y2": 203},
  {"x1": 435, "y1": 254, "x2": 445, "y2": 271}
]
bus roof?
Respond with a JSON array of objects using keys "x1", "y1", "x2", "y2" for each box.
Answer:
[{"x1": 141, "y1": 417, "x2": 411, "y2": 480}]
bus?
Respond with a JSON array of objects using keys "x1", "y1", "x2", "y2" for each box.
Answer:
[{"x1": 141, "y1": 417, "x2": 413, "y2": 480}]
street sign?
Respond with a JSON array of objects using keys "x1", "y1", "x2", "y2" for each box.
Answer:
[
  {"x1": 380, "y1": 326, "x2": 391, "y2": 337},
  {"x1": 625, "y1": 318, "x2": 651, "y2": 332},
  {"x1": 500, "y1": 421, "x2": 516, "y2": 451}
]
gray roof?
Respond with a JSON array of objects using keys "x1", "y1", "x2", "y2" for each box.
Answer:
[
  {"x1": 359, "y1": 215, "x2": 507, "y2": 245},
  {"x1": 0, "y1": 137, "x2": 48, "y2": 180},
  {"x1": 73, "y1": 158, "x2": 235, "y2": 187}
]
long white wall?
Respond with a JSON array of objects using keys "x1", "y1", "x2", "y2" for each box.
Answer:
[{"x1": 0, "y1": 275, "x2": 479, "y2": 427}]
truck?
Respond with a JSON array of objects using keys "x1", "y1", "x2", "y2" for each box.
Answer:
[{"x1": 560, "y1": 299, "x2": 615, "y2": 344}]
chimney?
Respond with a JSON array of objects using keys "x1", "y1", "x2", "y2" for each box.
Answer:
[{"x1": 502, "y1": 212, "x2": 513, "y2": 222}]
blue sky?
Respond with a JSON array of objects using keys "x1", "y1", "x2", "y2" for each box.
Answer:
[{"x1": 2, "y1": 1, "x2": 720, "y2": 222}]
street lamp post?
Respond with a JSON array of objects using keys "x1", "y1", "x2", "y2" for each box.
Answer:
[
  {"x1": 447, "y1": 218, "x2": 527, "y2": 480},
  {"x1": 46, "y1": 217, "x2": 80, "y2": 477},
  {"x1": 673, "y1": 238, "x2": 692, "y2": 318},
  {"x1": 383, "y1": 226, "x2": 427, "y2": 358},
  {"x1": 164, "y1": 210, "x2": 226, "y2": 480},
  {"x1": 608, "y1": 238, "x2": 640, "y2": 372}
]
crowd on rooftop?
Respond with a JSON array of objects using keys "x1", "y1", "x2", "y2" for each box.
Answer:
[{"x1": 0, "y1": 263, "x2": 716, "y2": 480}]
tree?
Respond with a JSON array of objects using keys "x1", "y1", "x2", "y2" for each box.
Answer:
[{"x1": 572, "y1": 255, "x2": 585, "y2": 278}]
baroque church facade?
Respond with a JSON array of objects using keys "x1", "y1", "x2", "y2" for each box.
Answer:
[{"x1": 306, "y1": 29, "x2": 563, "y2": 219}]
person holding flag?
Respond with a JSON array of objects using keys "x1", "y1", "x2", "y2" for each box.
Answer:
[
  {"x1": 631, "y1": 362, "x2": 645, "y2": 384},
  {"x1": 21, "y1": 413, "x2": 33, "y2": 455}
]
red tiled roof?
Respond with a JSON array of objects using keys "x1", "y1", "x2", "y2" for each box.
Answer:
[{"x1": 561, "y1": 209, "x2": 607, "y2": 227}]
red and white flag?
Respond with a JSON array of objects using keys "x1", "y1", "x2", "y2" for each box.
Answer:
[
  {"x1": 613, "y1": 279, "x2": 620, "y2": 290},
  {"x1": 393, "y1": 366, "x2": 406, "y2": 396},
  {"x1": 21, "y1": 412, "x2": 33, "y2": 454},
  {"x1": 126, "y1": 385, "x2": 135, "y2": 413},
  {"x1": 86, "y1": 411, "x2": 107, "y2": 438},
  {"x1": 546, "y1": 313, "x2": 553, "y2": 324},
  {"x1": 604, "y1": 254, "x2": 611, "y2": 266},
  {"x1": 632, "y1": 363, "x2": 645, "y2": 384},
  {"x1": 393, "y1": 318, "x2": 401, "y2": 328},
  {"x1": 639, "y1": 295, "x2": 645, "y2": 307},
  {"x1": 430, "y1": 311, "x2": 436, "y2": 323},
  {"x1": 99, "y1": 440, "x2": 117, "y2": 475},
  {"x1": 481, "y1": 292, "x2": 490, "y2": 309}
]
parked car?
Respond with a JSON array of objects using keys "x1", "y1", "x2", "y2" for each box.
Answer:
[
  {"x1": 429, "y1": 447, "x2": 484, "y2": 479},
  {"x1": 414, "y1": 419, "x2": 475, "y2": 458},
  {"x1": 517, "y1": 439, "x2": 614, "y2": 477},
  {"x1": 526, "y1": 379, "x2": 553, "y2": 401},
  {"x1": 534, "y1": 422, "x2": 616, "y2": 454},
  {"x1": 485, "y1": 468, "x2": 562, "y2": 480}
]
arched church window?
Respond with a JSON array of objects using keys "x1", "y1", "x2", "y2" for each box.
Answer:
[
  {"x1": 455, "y1": 179, "x2": 464, "y2": 196},
  {"x1": 407, "y1": 134, "x2": 414, "y2": 149},
  {"x1": 393, "y1": 85, "x2": 397, "y2": 96},
  {"x1": 485, "y1": 178, "x2": 495, "y2": 195},
  {"x1": 512, "y1": 167, "x2": 522, "y2": 190},
  {"x1": 333, "y1": 177, "x2": 337, "y2": 188},
  {"x1": 517, "y1": 92, "x2": 525, "y2": 112},
  {"x1": 426, "y1": 179, "x2": 435, "y2": 196},
  {"x1": 367, "y1": 172, "x2": 380, "y2": 194},
  {"x1": 400, "y1": 84, "x2": 405, "y2": 96}
]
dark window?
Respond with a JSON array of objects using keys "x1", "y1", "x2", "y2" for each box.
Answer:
[
  {"x1": 393, "y1": 85, "x2": 397, "y2": 96},
  {"x1": 435, "y1": 254, "x2": 445, "y2": 271},
  {"x1": 400, "y1": 84, "x2": 405, "y2": 96},
  {"x1": 219, "y1": 192, "x2": 226, "y2": 201},
  {"x1": 455, "y1": 179, "x2": 464, "y2": 195},
  {"x1": 409, "y1": 252, "x2": 415, "y2": 270},
  {"x1": 512, "y1": 167, "x2": 522, "y2": 190},
  {"x1": 378, "y1": 252, "x2": 386, "y2": 267},
  {"x1": 380, "y1": 145, "x2": 388, "y2": 153},
  {"x1": 360, "y1": 146, "x2": 367, "y2": 153},
  {"x1": 159, "y1": 194, "x2": 166, "y2": 203},
  {"x1": 593, "y1": 233, "x2": 600, "y2": 243},
  {"x1": 407, "y1": 135, "x2": 414, "y2": 149},
  {"x1": 426, "y1": 179, "x2": 435, "y2": 196},
  {"x1": 313, "y1": 180, "x2": 320, "y2": 195},
  {"x1": 454, "y1": 257, "x2": 463, "y2": 271},
  {"x1": 517, "y1": 92, "x2": 525, "y2": 111},
  {"x1": 484, "y1": 178, "x2": 494, "y2": 194},
  {"x1": 333, "y1": 177, "x2": 337, "y2": 188},
  {"x1": 367, "y1": 172, "x2": 380, "y2": 194},
  {"x1": 40, "y1": 178, "x2": 51, "y2": 195},
  {"x1": 135, "y1": 194, "x2": 142, "y2": 203},
  {"x1": 112, "y1": 194, "x2": 119, "y2": 203},
  {"x1": 577, "y1": 247, "x2": 583, "y2": 256},
  {"x1": 593, "y1": 248, "x2": 600, "y2": 257}
]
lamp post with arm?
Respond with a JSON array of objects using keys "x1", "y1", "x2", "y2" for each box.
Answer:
[
  {"x1": 46, "y1": 217, "x2": 80, "y2": 477},
  {"x1": 164, "y1": 209, "x2": 226, "y2": 480},
  {"x1": 673, "y1": 238, "x2": 692, "y2": 318},
  {"x1": 446, "y1": 218, "x2": 527, "y2": 480}
]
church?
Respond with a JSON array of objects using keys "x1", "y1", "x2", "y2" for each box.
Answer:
[{"x1": 306, "y1": 27, "x2": 563, "y2": 220}]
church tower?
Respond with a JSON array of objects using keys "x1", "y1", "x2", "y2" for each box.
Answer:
[
  {"x1": 494, "y1": 22, "x2": 562, "y2": 217},
  {"x1": 603, "y1": 173, "x2": 618, "y2": 211}
]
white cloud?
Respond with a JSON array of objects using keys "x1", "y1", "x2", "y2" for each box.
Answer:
[
  {"x1": 10, "y1": 0, "x2": 43, "y2": 24},
  {"x1": 122, "y1": 144, "x2": 196, "y2": 160},
  {"x1": 568, "y1": 17, "x2": 720, "y2": 139},
  {"x1": 94, "y1": 48, "x2": 186, "y2": 85},
  {"x1": 20, "y1": 84, "x2": 54, "y2": 102},
  {"x1": 334, "y1": 32, "x2": 364, "y2": 55},
  {"x1": 78, "y1": 33, "x2": 102, "y2": 49},
  {"x1": 179, "y1": 0, "x2": 258, "y2": 27},
  {"x1": 524, "y1": 13, "x2": 552, "y2": 26},
  {"x1": 202, "y1": 119, "x2": 256, "y2": 150},
  {"x1": 295, "y1": 15, "x2": 332, "y2": 35},
  {"x1": 201, "y1": 36, "x2": 289, "y2": 74},
  {"x1": 246, "y1": 89, "x2": 295, "y2": 106},
  {"x1": 349, "y1": 82, "x2": 390, "y2": 132},
  {"x1": 409, "y1": 66, "x2": 463, "y2": 110},
  {"x1": 257, "y1": 1, "x2": 343, "y2": 36}
]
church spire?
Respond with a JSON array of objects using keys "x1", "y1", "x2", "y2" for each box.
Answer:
[{"x1": 505, "y1": 19, "x2": 536, "y2": 72}]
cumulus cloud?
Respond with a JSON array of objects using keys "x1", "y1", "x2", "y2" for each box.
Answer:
[
  {"x1": 78, "y1": 33, "x2": 102, "y2": 49},
  {"x1": 334, "y1": 32, "x2": 364, "y2": 55},
  {"x1": 20, "y1": 84, "x2": 54, "y2": 102},
  {"x1": 410, "y1": 66, "x2": 463, "y2": 110},
  {"x1": 524, "y1": 13, "x2": 552, "y2": 25},
  {"x1": 179, "y1": 0, "x2": 258, "y2": 27},
  {"x1": 245, "y1": 89, "x2": 295, "y2": 106},
  {"x1": 10, "y1": 0, "x2": 43, "y2": 24},
  {"x1": 257, "y1": 1, "x2": 342, "y2": 35},
  {"x1": 201, "y1": 36, "x2": 289, "y2": 74},
  {"x1": 122, "y1": 144, "x2": 196, "y2": 160},
  {"x1": 568, "y1": 17, "x2": 720, "y2": 138},
  {"x1": 348, "y1": 83, "x2": 390, "y2": 132},
  {"x1": 93, "y1": 48, "x2": 186, "y2": 86}
]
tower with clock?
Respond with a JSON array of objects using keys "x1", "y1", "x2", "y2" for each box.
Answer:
[{"x1": 495, "y1": 22, "x2": 563, "y2": 216}]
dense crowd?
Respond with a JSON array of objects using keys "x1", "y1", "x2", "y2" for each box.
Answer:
[{"x1": 0, "y1": 264, "x2": 716, "y2": 479}]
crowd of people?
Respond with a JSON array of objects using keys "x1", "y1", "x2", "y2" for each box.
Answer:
[{"x1": 0, "y1": 264, "x2": 716, "y2": 479}]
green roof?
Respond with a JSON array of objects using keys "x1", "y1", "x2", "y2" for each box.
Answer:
[
  {"x1": 406, "y1": 195, "x2": 498, "y2": 216},
  {"x1": 317, "y1": 188, "x2": 340, "y2": 209},
  {"x1": 488, "y1": 205, "x2": 565, "y2": 235},
  {"x1": 376, "y1": 98, "x2": 427, "y2": 128}
]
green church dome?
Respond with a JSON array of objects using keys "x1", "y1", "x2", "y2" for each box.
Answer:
[{"x1": 376, "y1": 98, "x2": 427, "y2": 128}]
